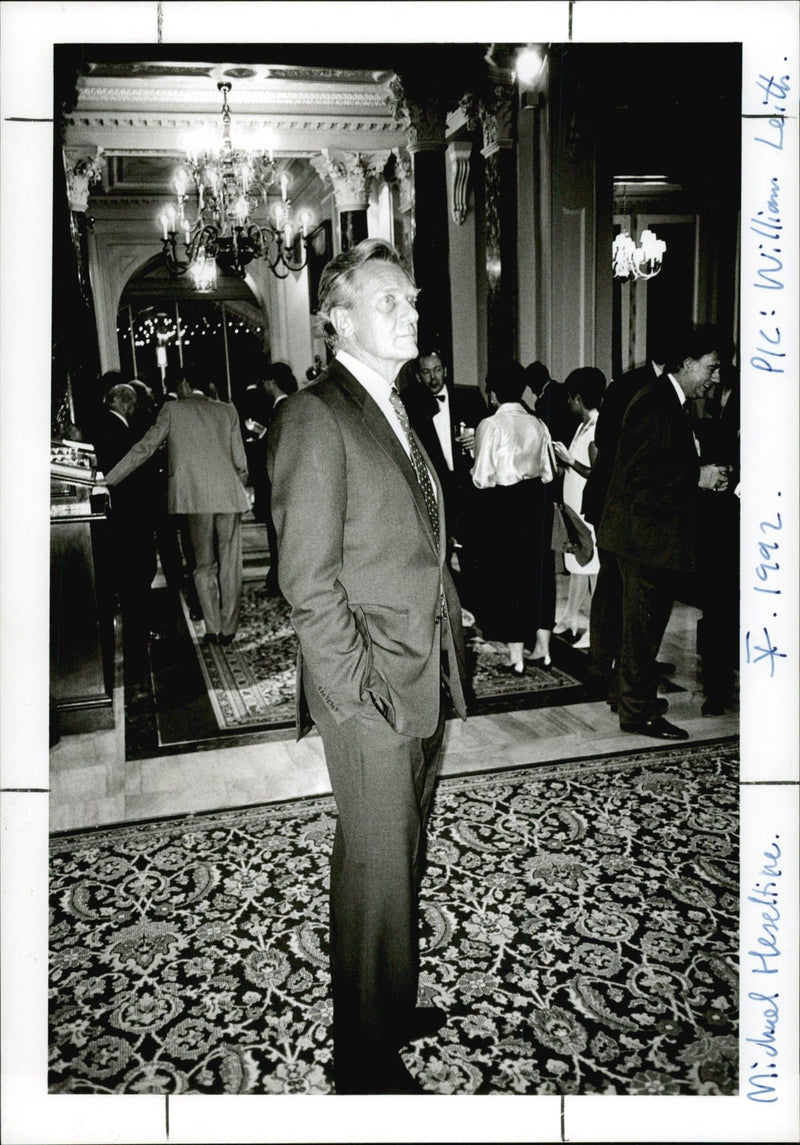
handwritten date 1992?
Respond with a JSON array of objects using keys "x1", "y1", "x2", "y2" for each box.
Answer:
[
  {"x1": 754, "y1": 507, "x2": 782, "y2": 593},
  {"x1": 746, "y1": 502, "x2": 786, "y2": 676}
]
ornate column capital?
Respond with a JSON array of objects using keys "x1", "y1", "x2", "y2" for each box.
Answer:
[
  {"x1": 389, "y1": 148, "x2": 414, "y2": 214},
  {"x1": 310, "y1": 148, "x2": 391, "y2": 211},
  {"x1": 64, "y1": 147, "x2": 105, "y2": 213},
  {"x1": 446, "y1": 141, "x2": 472, "y2": 225},
  {"x1": 459, "y1": 80, "x2": 516, "y2": 159},
  {"x1": 479, "y1": 80, "x2": 515, "y2": 159},
  {"x1": 388, "y1": 76, "x2": 449, "y2": 153}
]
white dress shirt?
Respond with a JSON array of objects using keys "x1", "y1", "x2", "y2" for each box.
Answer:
[
  {"x1": 431, "y1": 387, "x2": 454, "y2": 471},
  {"x1": 336, "y1": 350, "x2": 437, "y2": 497},
  {"x1": 471, "y1": 402, "x2": 555, "y2": 488}
]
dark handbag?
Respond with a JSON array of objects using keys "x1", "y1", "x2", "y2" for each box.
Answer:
[{"x1": 551, "y1": 501, "x2": 595, "y2": 567}]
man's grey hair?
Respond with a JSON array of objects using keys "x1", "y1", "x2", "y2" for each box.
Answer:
[{"x1": 316, "y1": 238, "x2": 414, "y2": 349}]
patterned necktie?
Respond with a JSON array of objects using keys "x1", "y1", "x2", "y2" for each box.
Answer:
[{"x1": 389, "y1": 387, "x2": 439, "y2": 540}]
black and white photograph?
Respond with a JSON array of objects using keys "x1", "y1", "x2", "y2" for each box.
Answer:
[{"x1": 1, "y1": 2, "x2": 797, "y2": 1143}]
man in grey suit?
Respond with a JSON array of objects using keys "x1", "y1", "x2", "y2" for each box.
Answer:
[
  {"x1": 267, "y1": 239, "x2": 467, "y2": 1094},
  {"x1": 103, "y1": 370, "x2": 251, "y2": 645}
]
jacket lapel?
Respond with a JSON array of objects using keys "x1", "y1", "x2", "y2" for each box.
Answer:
[
  {"x1": 331, "y1": 360, "x2": 443, "y2": 557},
  {"x1": 661, "y1": 378, "x2": 700, "y2": 470}
]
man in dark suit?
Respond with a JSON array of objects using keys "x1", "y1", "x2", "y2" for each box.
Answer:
[
  {"x1": 693, "y1": 360, "x2": 740, "y2": 715},
  {"x1": 582, "y1": 340, "x2": 666, "y2": 700},
  {"x1": 598, "y1": 326, "x2": 728, "y2": 739},
  {"x1": 402, "y1": 350, "x2": 485, "y2": 501},
  {"x1": 524, "y1": 360, "x2": 580, "y2": 446},
  {"x1": 401, "y1": 348, "x2": 486, "y2": 612},
  {"x1": 95, "y1": 382, "x2": 159, "y2": 685},
  {"x1": 104, "y1": 369, "x2": 251, "y2": 646},
  {"x1": 267, "y1": 240, "x2": 467, "y2": 1094},
  {"x1": 259, "y1": 362, "x2": 298, "y2": 597},
  {"x1": 240, "y1": 373, "x2": 273, "y2": 525}
]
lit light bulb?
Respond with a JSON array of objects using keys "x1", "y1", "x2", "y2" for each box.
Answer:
[{"x1": 515, "y1": 46, "x2": 545, "y2": 86}]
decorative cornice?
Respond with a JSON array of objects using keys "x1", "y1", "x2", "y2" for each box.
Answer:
[
  {"x1": 76, "y1": 85, "x2": 392, "y2": 112},
  {"x1": 64, "y1": 113, "x2": 404, "y2": 140}
]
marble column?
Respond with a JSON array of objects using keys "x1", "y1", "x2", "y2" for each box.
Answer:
[
  {"x1": 310, "y1": 150, "x2": 390, "y2": 252},
  {"x1": 388, "y1": 148, "x2": 415, "y2": 271},
  {"x1": 390, "y1": 84, "x2": 453, "y2": 360},
  {"x1": 476, "y1": 81, "x2": 517, "y2": 373},
  {"x1": 58, "y1": 149, "x2": 104, "y2": 430}
]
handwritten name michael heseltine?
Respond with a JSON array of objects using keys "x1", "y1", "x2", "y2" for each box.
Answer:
[{"x1": 746, "y1": 835, "x2": 782, "y2": 1103}]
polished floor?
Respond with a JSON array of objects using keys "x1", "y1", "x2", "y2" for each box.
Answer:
[{"x1": 49, "y1": 541, "x2": 739, "y2": 833}]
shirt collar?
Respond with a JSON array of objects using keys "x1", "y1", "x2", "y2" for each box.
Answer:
[
  {"x1": 666, "y1": 373, "x2": 687, "y2": 406},
  {"x1": 336, "y1": 349, "x2": 395, "y2": 394},
  {"x1": 109, "y1": 409, "x2": 129, "y2": 427}
]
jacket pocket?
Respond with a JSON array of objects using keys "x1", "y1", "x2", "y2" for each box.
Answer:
[{"x1": 351, "y1": 603, "x2": 397, "y2": 728}]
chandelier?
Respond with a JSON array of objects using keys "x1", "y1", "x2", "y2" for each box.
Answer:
[
  {"x1": 612, "y1": 226, "x2": 667, "y2": 281},
  {"x1": 159, "y1": 82, "x2": 317, "y2": 288}
]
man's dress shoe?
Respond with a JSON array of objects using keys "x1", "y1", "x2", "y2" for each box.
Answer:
[
  {"x1": 218, "y1": 633, "x2": 235, "y2": 646},
  {"x1": 397, "y1": 1006, "x2": 448, "y2": 1045},
  {"x1": 201, "y1": 632, "x2": 219, "y2": 645},
  {"x1": 336, "y1": 1051, "x2": 425, "y2": 1095},
  {"x1": 620, "y1": 716, "x2": 689, "y2": 740},
  {"x1": 701, "y1": 697, "x2": 728, "y2": 716}
]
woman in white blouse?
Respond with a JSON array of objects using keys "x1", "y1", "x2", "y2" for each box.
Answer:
[
  {"x1": 552, "y1": 367, "x2": 606, "y2": 648},
  {"x1": 471, "y1": 361, "x2": 556, "y2": 675}
]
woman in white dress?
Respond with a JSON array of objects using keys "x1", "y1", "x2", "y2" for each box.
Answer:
[{"x1": 552, "y1": 368, "x2": 606, "y2": 648}]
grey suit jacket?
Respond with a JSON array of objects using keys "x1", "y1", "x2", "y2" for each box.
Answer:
[
  {"x1": 104, "y1": 396, "x2": 250, "y2": 515},
  {"x1": 267, "y1": 359, "x2": 467, "y2": 740}
]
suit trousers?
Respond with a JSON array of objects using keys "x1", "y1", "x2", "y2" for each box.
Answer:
[
  {"x1": 616, "y1": 556, "x2": 677, "y2": 725},
  {"x1": 186, "y1": 512, "x2": 243, "y2": 637},
  {"x1": 303, "y1": 670, "x2": 446, "y2": 1092},
  {"x1": 588, "y1": 548, "x2": 622, "y2": 687}
]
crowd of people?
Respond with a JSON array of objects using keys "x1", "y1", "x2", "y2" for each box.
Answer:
[
  {"x1": 93, "y1": 300, "x2": 740, "y2": 733},
  {"x1": 397, "y1": 329, "x2": 739, "y2": 739},
  {"x1": 94, "y1": 361, "x2": 302, "y2": 685},
  {"x1": 87, "y1": 238, "x2": 740, "y2": 1094}
]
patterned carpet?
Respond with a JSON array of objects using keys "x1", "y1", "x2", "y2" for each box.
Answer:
[
  {"x1": 50, "y1": 738, "x2": 739, "y2": 1095},
  {"x1": 183, "y1": 585, "x2": 587, "y2": 732}
]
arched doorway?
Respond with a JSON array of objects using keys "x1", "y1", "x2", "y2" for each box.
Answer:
[{"x1": 117, "y1": 256, "x2": 270, "y2": 406}]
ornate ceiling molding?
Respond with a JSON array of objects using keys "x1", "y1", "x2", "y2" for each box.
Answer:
[
  {"x1": 63, "y1": 114, "x2": 407, "y2": 159},
  {"x1": 76, "y1": 84, "x2": 393, "y2": 112},
  {"x1": 66, "y1": 113, "x2": 402, "y2": 132}
]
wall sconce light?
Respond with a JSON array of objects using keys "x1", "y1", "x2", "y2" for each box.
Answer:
[{"x1": 515, "y1": 46, "x2": 546, "y2": 87}]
